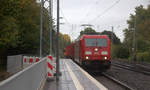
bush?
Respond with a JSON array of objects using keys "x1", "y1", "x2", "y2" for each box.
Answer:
[
  {"x1": 128, "y1": 51, "x2": 150, "y2": 63},
  {"x1": 111, "y1": 44, "x2": 130, "y2": 59},
  {"x1": 137, "y1": 52, "x2": 150, "y2": 62}
]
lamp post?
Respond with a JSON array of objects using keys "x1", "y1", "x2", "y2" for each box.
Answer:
[
  {"x1": 40, "y1": 0, "x2": 44, "y2": 57},
  {"x1": 56, "y1": 0, "x2": 60, "y2": 81},
  {"x1": 133, "y1": 14, "x2": 137, "y2": 63},
  {"x1": 49, "y1": 0, "x2": 53, "y2": 55}
]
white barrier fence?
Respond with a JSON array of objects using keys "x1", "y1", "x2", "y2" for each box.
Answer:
[
  {"x1": 0, "y1": 57, "x2": 47, "y2": 90},
  {"x1": 7, "y1": 55, "x2": 40, "y2": 74},
  {"x1": 23, "y1": 56, "x2": 40, "y2": 64},
  {"x1": 7, "y1": 55, "x2": 23, "y2": 74}
]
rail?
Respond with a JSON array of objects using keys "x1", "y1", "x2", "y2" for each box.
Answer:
[
  {"x1": 103, "y1": 73, "x2": 135, "y2": 90},
  {"x1": 112, "y1": 62, "x2": 150, "y2": 75}
]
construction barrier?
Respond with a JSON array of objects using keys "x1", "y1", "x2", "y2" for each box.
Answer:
[
  {"x1": 23, "y1": 56, "x2": 40, "y2": 64},
  {"x1": 47, "y1": 55, "x2": 56, "y2": 78}
]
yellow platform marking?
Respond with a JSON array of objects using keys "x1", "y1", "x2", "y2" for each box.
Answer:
[
  {"x1": 71, "y1": 60, "x2": 108, "y2": 90},
  {"x1": 65, "y1": 61, "x2": 84, "y2": 90}
]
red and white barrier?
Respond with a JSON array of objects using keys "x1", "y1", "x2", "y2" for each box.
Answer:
[
  {"x1": 47, "y1": 55, "x2": 56, "y2": 78},
  {"x1": 23, "y1": 56, "x2": 40, "y2": 64}
]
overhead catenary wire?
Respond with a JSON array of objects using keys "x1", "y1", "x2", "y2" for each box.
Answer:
[
  {"x1": 89, "y1": 0, "x2": 121, "y2": 23},
  {"x1": 59, "y1": 7, "x2": 79, "y2": 41},
  {"x1": 79, "y1": 0, "x2": 102, "y2": 24},
  {"x1": 60, "y1": 8, "x2": 71, "y2": 25}
]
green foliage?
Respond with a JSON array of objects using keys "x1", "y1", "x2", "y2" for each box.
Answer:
[
  {"x1": 137, "y1": 52, "x2": 150, "y2": 63},
  {"x1": 137, "y1": 37, "x2": 150, "y2": 52},
  {"x1": 123, "y1": 4, "x2": 150, "y2": 62},
  {"x1": 0, "y1": 0, "x2": 50, "y2": 56},
  {"x1": 80, "y1": 27, "x2": 98, "y2": 35},
  {"x1": 124, "y1": 5, "x2": 150, "y2": 51},
  {"x1": 129, "y1": 52, "x2": 150, "y2": 63},
  {"x1": 111, "y1": 44, "x2": 129, "y2": 59},
  {"x1": 0, "y1": 16, "x2": 19, "y2": 48},
  {"x1": 101, "y1": 30, "x2": 121, "y2": 45}
]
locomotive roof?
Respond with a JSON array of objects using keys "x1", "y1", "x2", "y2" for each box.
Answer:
[
  {"x1": 81, "y1": 35, "x2": 109, "y2": 39},
  {"x1": 75, "y1": 35, "x2": 109, "y2": 41}
]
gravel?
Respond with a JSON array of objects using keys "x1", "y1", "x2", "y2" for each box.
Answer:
[{"x1": 106, "y1": 64, "x2": 150, "y2": 90}]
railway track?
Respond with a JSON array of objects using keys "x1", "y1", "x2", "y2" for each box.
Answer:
[
  {"x1": 102, "y1": 73, "x2": 135, "y2": 90},
  {"x1": 112, "y1": 62, "x2": 150, "y2": 75},
  {"x1": 87, "y1": 69, "x2": 135, "y2": 90}
]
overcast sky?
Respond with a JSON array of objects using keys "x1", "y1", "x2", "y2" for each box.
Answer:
[{"x1": 49, "y1": 0, "x2": 150, "y2": 41}]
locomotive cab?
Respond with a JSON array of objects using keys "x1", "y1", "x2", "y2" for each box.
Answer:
[{"x1": 81, "y1": 35, "x2": 111, "y2": 70}]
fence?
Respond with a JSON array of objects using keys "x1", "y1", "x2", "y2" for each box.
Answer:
[
  {"x1": 7, "y1": 55, "x2": 23, "y2": 74},
  {"x1": 0, "y1": 57, "x2": 47, "y2": 90}
]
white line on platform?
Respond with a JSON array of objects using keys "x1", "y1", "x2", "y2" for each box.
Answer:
[
  {"x1": 65, "y1": 61, "x2": 84, "y2": 90},
  {"x1": 71, "y1": 60, "x2": 108, "y2": 90}
]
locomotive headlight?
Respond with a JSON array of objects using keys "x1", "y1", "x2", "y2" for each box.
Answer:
[
  {"x1": 86, "y1": 56, "x2": 89, "y2": 59},
  {"x1": 95, "y1": 48, "x2": 98, "y2": 52},
  {"x1": 101, "y1": 51, "x2": 108, "y2": 55},
  {"x1": 104, "y1": 57, "x2": 107, "y2": 60},
  {"x1": 85, "y1": 51, "x2": 92, "y2": 55}
]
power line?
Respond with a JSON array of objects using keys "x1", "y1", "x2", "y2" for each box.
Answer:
[
  {"x1": 60, "y1": 8, "x2": 71, "y2": 25},
  {"x1": 59, "y1": 7, "x2": 78, "y2": 40},
  {"x1": 89, "y1": 0, "x2": 121, "y2": 23},
  {"x1": 80, "y1": 0, "x2": 102, "y2": 23},
  {"x1": 59, "y1": 8, "x2": 75, "y2": 39}
]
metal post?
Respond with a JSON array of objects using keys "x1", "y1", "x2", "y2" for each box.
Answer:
[
  {"x1": 56, "y1": 0, "x2": 60, "y2": 81},
  {"x1": 40, "y1": 0, "x2": 44, "y2": 57},
  {"x1": 111, "y1": 26, "x2": 114, "y2": 43},
  {"x1": 49, "y1": 0, "x2": 53, "y2": 55},
  {"x1": 133, "y1": 14, "x2": 137, "y2": 62},
  {"x1": 111, "y1": 26, "x2": 114, "y2": 59}
]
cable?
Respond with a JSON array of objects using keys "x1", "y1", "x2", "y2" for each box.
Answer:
[
  {"x1": 80, "y1": 0, "x2": 102, "y2": 23},
  {"x1": 60, "y1": 8, "x2": 71, "y2": 25},
  {"x1": 89, "y1": 0, "x2": 121, "y2": 23},
  {"x1": 60, "y1": 8, "x2": 77, "y2": 40}
]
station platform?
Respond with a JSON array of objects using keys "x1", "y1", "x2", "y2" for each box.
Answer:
[{"x1": 43, "y1": 59, "x2": 108, "y2": 90}]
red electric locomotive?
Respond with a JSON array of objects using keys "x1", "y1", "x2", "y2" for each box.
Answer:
[{"x1": 74, "y1": 35, "x2": 111, "y2": 71}]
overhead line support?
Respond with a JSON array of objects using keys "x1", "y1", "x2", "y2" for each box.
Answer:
[{"x1": 56, "y1": 0, "x2": 60, "y2": 81}]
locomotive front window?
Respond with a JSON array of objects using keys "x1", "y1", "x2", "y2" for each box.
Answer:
[{"x1": 85, "y1": 38, "x2": 107, "y2": 47}]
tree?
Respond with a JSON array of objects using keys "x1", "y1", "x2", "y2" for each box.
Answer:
[
  {"x1": 101, "y1": 30, "x2": 121, "y2": 45},
  {"x1": 123, "y1": 5, "x2": 150, "y2": 53},
  {"x1": 0, "y1": 0, "x2": 20, "y2": 48},
  {"x1": 111, "y1": 44, "x2": 129, "y2": 59},
  {"x1": 80, "y1": 27, "x2": 98, "y2": 36},
  {"x1": 0, "y1": 0, "x2": 51, "y2": 56},
  {"x1": 123, "y1": 4, "x2": 150, "y2": 61},
  {"x1": 63, "y1": 34, "x2": 71, "y2": 43}
]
